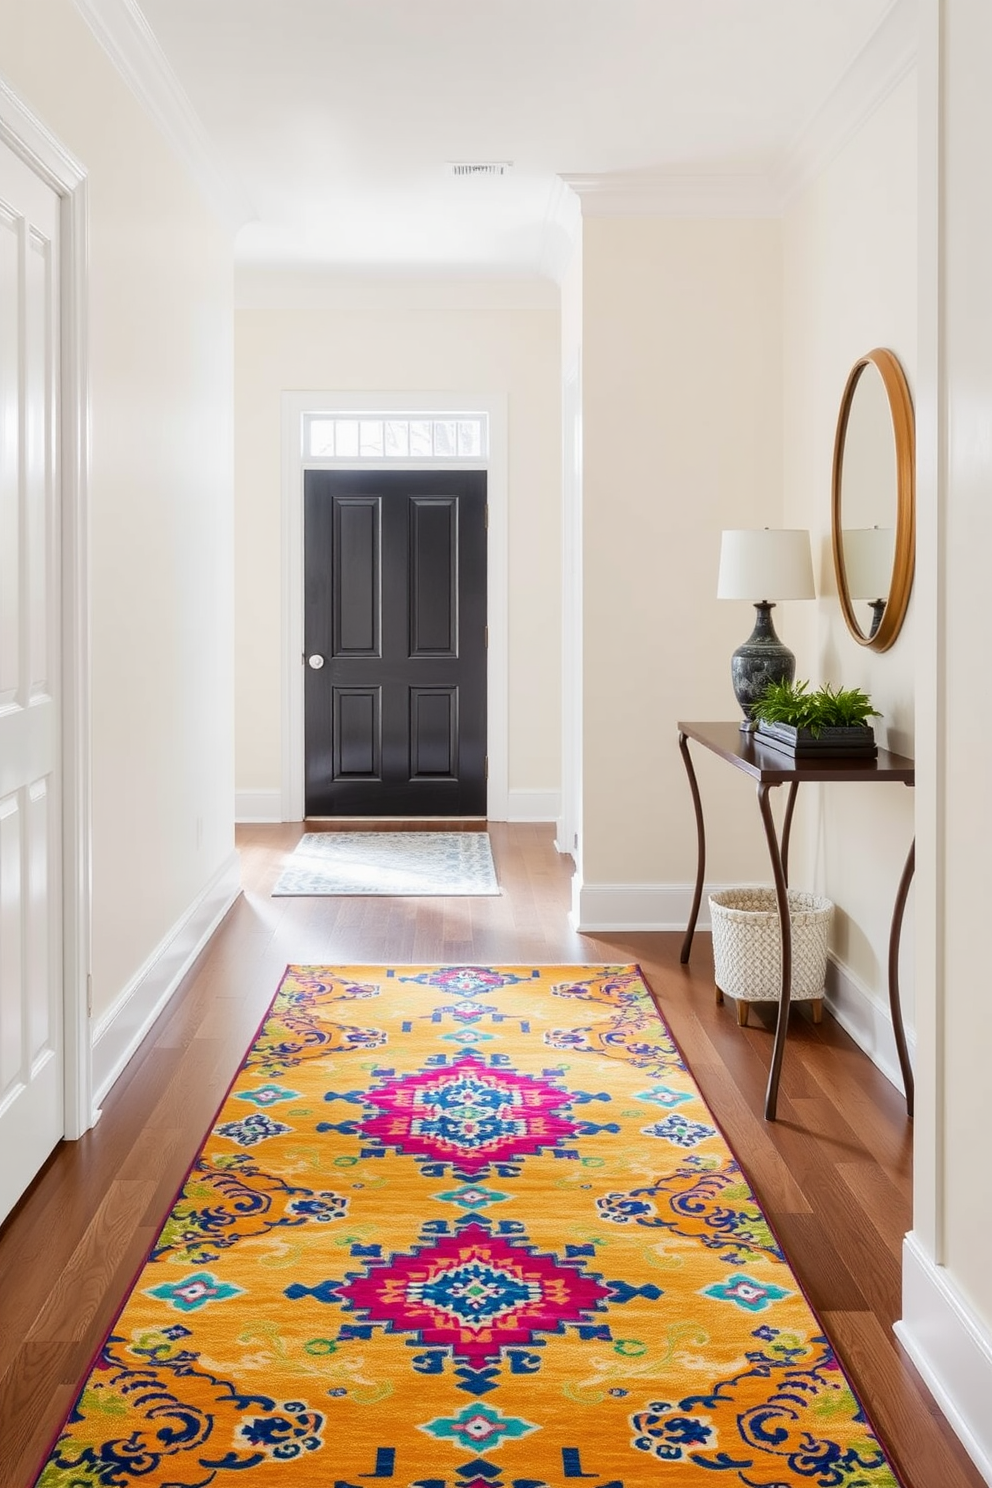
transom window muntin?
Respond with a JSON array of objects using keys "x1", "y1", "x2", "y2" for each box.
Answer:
[{"x1": 305, "y1": 413, "x2": 488, "y2": 461}]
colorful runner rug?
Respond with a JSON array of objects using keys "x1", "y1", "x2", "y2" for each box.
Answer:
[{"x1": 35, "y1": 965, "x2": 902, "y2": 1488}]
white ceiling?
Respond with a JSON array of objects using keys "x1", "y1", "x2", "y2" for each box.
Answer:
[{"x1": 132, "y1": 0, "x2": 903, "y2": 278}]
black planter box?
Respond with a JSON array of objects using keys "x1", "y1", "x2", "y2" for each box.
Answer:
[{"x1": 755, "y1": 721, "x2": 878, "y2": 758}]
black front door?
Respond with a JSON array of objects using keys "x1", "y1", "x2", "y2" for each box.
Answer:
[{"x1": 304, "y1": 469, "x2": 487, "y2": 816}]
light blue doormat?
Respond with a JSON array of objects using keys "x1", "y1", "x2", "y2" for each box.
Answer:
[{"x1": 271, "y1": 831, "x2": 500, "y2": 897}]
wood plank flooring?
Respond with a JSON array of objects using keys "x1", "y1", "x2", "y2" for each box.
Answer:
[{"x1": 0, "y1": 822, "x2": 981, "y2": 1488}]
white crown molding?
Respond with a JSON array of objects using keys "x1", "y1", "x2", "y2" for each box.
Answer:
[
  {"x1": 71, "y1": 1, "x2": 915, "y2": 256},
  {"x1": 560, "y1": 1, "x2": 917, "y2": 227},
  {"x1": 779, "y1": 0, "x2": 918, "y2": 203},
  {"x1": 560, "y1": 170, "x2": 783, "y2": 219},
  {"x1": 540, "y1": 175, "x2": 582, "y2": 282},
  {"x1": 72, "y1": 0, "x2": 254, "y2": 230}
]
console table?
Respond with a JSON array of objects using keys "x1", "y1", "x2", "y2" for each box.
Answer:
[{"x1": 677, "y1": 721, "x2": 915, "y2": 1121}]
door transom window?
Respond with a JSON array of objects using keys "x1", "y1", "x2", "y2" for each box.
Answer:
[{"x1": 305, "y1": 413, "x2": 488, "y2": 461}]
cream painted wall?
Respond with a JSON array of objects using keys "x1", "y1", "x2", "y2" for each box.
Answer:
[
  {"x1": 782, "y1": 73, "x2": 918, "y2": 1039},
  {"x1": 579, "y1": 215, "x2": 784, "y2": 892},
  {"x1": 233, "y1": 288, "x2": 561, "y2": 801},
  {"x1": 2, "y1": 0, "x2": 235, "y2": 1020}
]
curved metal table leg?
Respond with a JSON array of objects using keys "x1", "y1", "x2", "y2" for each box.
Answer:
[
  {"x1": 780, "y1": 781, "x2": 799, "y2": 887},
  {"x1": 888, "y1": 838, "x2": 915, "y2": 1118},
  {"x1": 757, "y1": 781, "x2": 791, "y2": 1121},
  {"x1": 679, "y1": 731, "x2": 706, "y2": 964}
]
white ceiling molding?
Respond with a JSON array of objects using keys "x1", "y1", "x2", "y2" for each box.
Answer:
[
  {"x1": 560, "y1": 170, "x2": 784, "y2": 219},
  {"x1": 561, "y1": 0, "x2": 916, "y2": 228},
  {"x1": 72, "y1": 0, "x2": 254, "y2": 230},
  {"x1": 779, "y1": 0, "x2": 917, "y2": 202},
  {"x1": 539, "y1": 176, "x2": 582, "y2": 283}
]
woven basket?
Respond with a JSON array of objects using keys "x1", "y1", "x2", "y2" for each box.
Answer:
[{"x1": 708, "y1": 887, "x2": 833, "y2": 1003}]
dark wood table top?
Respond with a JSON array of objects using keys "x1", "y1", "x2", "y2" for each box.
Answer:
[{"x1": 677, "y1": 721, "x2": 915, "y2": 786}]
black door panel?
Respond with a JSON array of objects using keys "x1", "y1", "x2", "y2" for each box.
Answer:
[
  {"x1": 410, "y1": 687, "x2": 458, "y2": 777},
  {"x1": 304, "y1": 470, "x2": 487, "y2": 816},
  {"x1": 333, "y1": 497, "x2": 380, "y2": 656},
  {"x1": 333, "y1": 687, "x2": 381, "y2": 779},
  {"x1": 410, "y1": 498, "x2": 458, "y2": 654}
]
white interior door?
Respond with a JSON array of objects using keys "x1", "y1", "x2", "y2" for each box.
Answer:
[{"x1": 0, "y1": 139, "x2": 63, "y2": 1223}]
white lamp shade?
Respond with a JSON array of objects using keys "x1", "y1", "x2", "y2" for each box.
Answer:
[
  {"x1": 841, "y1": 527, "x2": 895, "y2": 600},
  {"x1": 716, "y1": 529, "x2": 815, "y2": 601}
]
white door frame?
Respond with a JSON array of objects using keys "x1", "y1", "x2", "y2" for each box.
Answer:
[
  {"x1": 0, "y1": 78, "x2": 93, "y2": 1139},
  {"x1": 280, "y1": 391, "x2": 509, "y2": 822},
  {"x1": 557, "y1": 355, "x2": 582, "y2": 865}
]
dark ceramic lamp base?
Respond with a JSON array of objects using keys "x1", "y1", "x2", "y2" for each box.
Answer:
[
  {"x1": 731, "y1": 601, "x2": 795, "y2": 731},
  {"x1": 867, "y1": 598, "x2": 885, "y2": 640}
]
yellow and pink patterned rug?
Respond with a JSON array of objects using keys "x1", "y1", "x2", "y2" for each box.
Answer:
[{"x1": 35, "y1": 965, "x2": 903, "y2": 1487}]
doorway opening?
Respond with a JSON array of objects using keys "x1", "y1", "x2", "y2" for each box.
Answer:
[{"x1": 280, "y1": 391, "x2": 508, "y2": 822}]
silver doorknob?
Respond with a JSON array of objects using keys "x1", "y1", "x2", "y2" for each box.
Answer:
[{"x1": 308, "y1": 654, "x2": 325, "y2": 670}]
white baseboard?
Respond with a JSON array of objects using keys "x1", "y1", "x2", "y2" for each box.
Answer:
[
  {"x1": 823, "y1": 952, "x2": 914, "y2": 1097},
  {"x1": 506, "y1": 788, "x2": 560, "y2": 823},
  {"x1": 91, "y1": 850, "x2": 242, "y2": 1109},
  {"x1": 895, "y1": 1233, "x2": 992, "y2": 1485},
  {"x1": 235, "y1": 789, "x2": 282, "y2": 823},
  {"x1": 571, "y1": 878, "x2": 751, "y2": 933}
]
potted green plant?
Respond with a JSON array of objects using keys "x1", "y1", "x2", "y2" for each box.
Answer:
[{"x1": 750, "y1": 679, "x2": 881, "y2": 758}]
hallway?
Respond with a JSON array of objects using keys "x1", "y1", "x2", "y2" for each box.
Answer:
[{"x1": 0, "y1": 824, "x2": 979, "y2": 1487}]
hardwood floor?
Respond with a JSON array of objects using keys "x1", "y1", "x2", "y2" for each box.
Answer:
[{"x1": 0, "y1": 822, "x2": 981, "y2": 1488}]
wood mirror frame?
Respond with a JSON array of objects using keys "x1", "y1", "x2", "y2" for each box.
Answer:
[{"x1": 831, "y1": 347, "x2": 915, "y2": 652}]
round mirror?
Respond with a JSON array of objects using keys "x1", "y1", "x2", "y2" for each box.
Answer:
[{"x1": 831, "y1": 348, "x2": 915, "y2": 651}]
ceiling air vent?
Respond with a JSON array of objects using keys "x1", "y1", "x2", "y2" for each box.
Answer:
[{"x1": 449, "y1": 161, "x2": 512, "y2": 178}]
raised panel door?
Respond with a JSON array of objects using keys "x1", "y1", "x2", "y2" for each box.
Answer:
[
  {"x1": 0, "y1": 140, "x2": 63, "y2": 1223},
  {"x1": 304, "y1": 470, "x2": 486, "y2": 815}
]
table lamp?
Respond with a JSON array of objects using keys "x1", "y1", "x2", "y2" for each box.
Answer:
[
  {"x1": 841, "y1": 526, "x2": 894, "y2": 639},
  {"x1": 717, "y1": 528, "x2": 815, "y2": 729}
]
